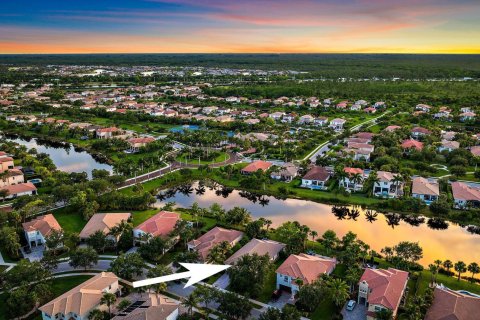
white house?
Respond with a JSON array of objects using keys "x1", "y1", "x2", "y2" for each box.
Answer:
[
  {"x1": 373, "y1": 171, "x2": 403, "y2": 198},
  {"x1": 451, "y1": 181, "x2": 480, "y2": 209},
  {"x1": 301, "y1": 166, "x2": 330, "y2": 190},
  {"x1": 314, "y1": 117, "x2": 328, "y2": 126},
  {"x1": 23, "y1": 214, "x2": 62, "y2": 248},
  {"x1": 329, "y1": 118, "x2": 346, "y2": 131},
  {"x1": 437, "y1": 140, "x2": 459, "y2": 152},
  {"x1": 339, "y1": 167, "x2": 366, "y2": 192}
]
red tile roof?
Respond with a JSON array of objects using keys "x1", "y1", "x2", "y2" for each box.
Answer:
[
  {"x1": 451, "y1": 181, "x2": 480, "y2": 202},
  {"x1": 241, "y1": 160, "x2": 272, "y2": 173},
  {"x1": 188, "y1": 227, "x2": 244, "y2": 260},
  {"x1": 425, "y1": 286, "x2": 480, "y2": 320},
  {"x1": 276, "y1": 254, "x2": 337, "y2": 284},
  {"x1": 22, "y1": 213, "x2": 61, "y2": 236},
  {"x1": 344, "y1": 167, "x2": 364, "y2": 176},
  {"x1": 359, "y1": 268, "x2": 409, "y2": 310},
  {"x1": 303, "y1": 166, "x2": 330, "y2": 181},
  {"x1": 401, "y1": 139, "x2": 424, "y2": 150},
  {"x1": 135, "y1": 211, "x2": 180, "y2": 238}
]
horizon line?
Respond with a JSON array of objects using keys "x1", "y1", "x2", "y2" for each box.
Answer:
[{"x1": 1, "y1": 52, "x2": 480, "y2": 55}]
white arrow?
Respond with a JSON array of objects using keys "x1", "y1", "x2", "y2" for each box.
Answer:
[{"x1": 132, "y1": 263, "x2": 231, "y2": 288}]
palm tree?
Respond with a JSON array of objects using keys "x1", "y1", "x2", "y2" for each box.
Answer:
[
  {"x1": 88, "y1": 309, "x2": 105, "y2": 320},
  {"x1": 365, "y1": 210, "x2": 378, "y2": 223},
  {"x1": 364, "y1": 172, "x2": 380, "y2": 196},
  {"x1": 100, "y1": 292, "x2": 117, "y2": 319},
  {"x1": 434, "y1": 259, "x2": 443, "y2": 269},
  {"x1": 147, "y1": 265, "x2": 172, "y2": 297},
  {"x1": 443, "y1": 260, "x2": 453, "y2": 273},
  {"x1": 454, "y1": 261, "x2": 467, "y2": 281},
  {"x1": 327, "y1": 278, "x2": 350, "y2": 307},
  {"x1": 181, "y1": 293, "x2": 200, "y2": 317},
  {"x1": 351, "y1": 173, "x2": 363, "y2": 191},
  {"x1": 467, "y1": 262, "x2": 480, "y2": 282},
  {"x1": 428, "y1": 264, "x2": 439, "y2": 285},
  {"x1": 309, "y1": 230, "x2": 318, "y2": 242},
  {"x1": 392, "y1": 174, "x2": 404, "y2": 197}
]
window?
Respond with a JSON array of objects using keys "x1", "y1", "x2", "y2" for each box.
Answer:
[{"x1": 284, "y1": 276, "x2": 289, "y2": 282}]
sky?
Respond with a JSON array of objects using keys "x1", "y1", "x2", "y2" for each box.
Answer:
[{"x1": 1, "y1": 0, "x2": 480, "y2": 54}]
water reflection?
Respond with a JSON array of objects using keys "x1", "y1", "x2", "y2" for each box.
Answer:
[
  {"x1": 2, "y1": 135, "x2": 113, "y2": 178},
  {"x1": 156, "y1": 181, "x2": 480, "y2": 265}
]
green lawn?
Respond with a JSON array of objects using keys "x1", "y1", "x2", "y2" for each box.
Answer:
[
  {"x1": 53, "y1": 208, "x2": 88, "y2": 233},
  {"x1": 175, "y1": 151, "x2": 230, "y2": 165},
  {"x1": 310, "y1": 298, "x2": 339, "y2": 320},
  {"x1": 258, "y1": 259, "x2": 284, "y2": 303},
  {"x1": 416, "y1": 270, "x2": 480, "y2": 296}
]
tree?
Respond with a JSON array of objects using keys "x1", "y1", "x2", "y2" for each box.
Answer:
[
  {"x1": 138, "y1": 236, "x2": 172, "y2": 262},
  {"x1": 296, "y1": 280, "x2": 324, "y2": 312},
  {"x1": 193, "y1": 285, "x2": 218, "y2": 318},
  {"x1": 217, "y1": 291, "x2": 252, "y2": 320},
  {"x1": 276, "y1": 221, "x2": 309, "y2": 254},
  {"x1": 392, "y1": 241, "x2": 423, "y2": 269},
  {"x1": 69, "y1": 247, "x2": 99, "y2": 271},
  {"x1": 443, "y1": 259, "x2": 453, "y2": 273},
  {"x1": 245, "y1": 219, "x2": 267, "y2": 239},
  {"x1": 429, "y1": 197, "x2": 450, "y2": 216},
  {"x1": 454, "y1": 261, "x2": 467, "y2": 281},
  {"x1": 41, "y1": 250, "x2": 60, "y2": 271},
  {"x1": 87, "y1": 230, "x2": 113, "y2": 253},
  {"x1": 375, "y1": 309, "x2": 393, "y2": 320},
  {"x1": 259, "y1": 305, "x2": 301, "y2": 320},
  {"x1": 108, "y1": 253, "x2": 146, "y2": 281},
  {"x1": 88, "y1": 309, "x2": 107, "y2": 320},
  {"x1": 147, "y1": 264, "x2": 172, "y2": 297},
  {"x1": 0, "y1": 226, "x2": 21, "y2": 258},
  {"x1": 467, "y1": 262, "x2": 479, "y2": 282},
  {"x1": 320, "y1": 229, "x2": 338, "y2": 254},
  {"x1": 228, "y1": 253, "x2": 272, "y2": 298},
  {"x1": 117, "y1": 299, "x2": 131, "y2": 311},
  {"x1": 181, "y1": 292, "x2": 199, "y2": 317},
  {"x1": 326, "y1": 278, "x2": 350, "y2": 307},
  {"x1": 100, "y1": 292, "x2": 117, "y2": 319},
  {"x1": 45, "y1": 229, "x2": 64, "y2": 254},
  {"x1": 206, "y1": 241, "x2": 231, "y2": 264},
  {"x1": 309, "y1": 230, "x2": 318, "y2": 242}
]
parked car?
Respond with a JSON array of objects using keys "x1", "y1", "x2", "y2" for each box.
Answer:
[{"x1": 346, "y1": 300, "x2": 356, "y2": 311}]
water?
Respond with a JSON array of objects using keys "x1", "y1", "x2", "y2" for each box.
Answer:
[
  {"x1": 156, "y1": 182, "x2": 480, "y2": 265},
  {"x1": 2, "y1": 135, "x2": 113, "y2": 179},
  {"x1": 169, "y1": 125, "x2": 200, "y2": 133}
]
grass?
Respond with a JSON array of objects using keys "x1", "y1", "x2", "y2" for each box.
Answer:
[
  {"x1": 53, "y1": 207, "x2": 88, "y2": 233},
  {"x1": 310, "y1": 299, "x2": 339, "y2": 320},
  {"x1": 258, "y1": 259, "x2": 284, "y2": 303},
  {"x1": 175, "y1": 151, "x2": 230, "y2": 165},
  {"x1": 0, "y1": 248, "x2": 19, "y2": 263},
  {"x1": 416, "y1": 270, "x2": 480, "y2": 296}
]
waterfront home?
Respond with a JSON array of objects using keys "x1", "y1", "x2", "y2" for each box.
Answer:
[
  {"x1": 39, "y1": 272, "x2": 120, "y2": 320},
  {"x1": 329, "y1": 118, "x2": 346, "y2": 131},
  {"x1": 133, "y1": 211, "x2": 180, "y2": 244},
  {"x1": 270, "y1": 163, "x2": 298, "y2": 182},
  {"x1": 23, "y1": 214, "x2": 62, "y2": 248},
  {"x1": 373, "y1": 171, "x2": 403, "y2": 198},
  {"x1": 96, "y1": 127, "x2": 121, "y2": 139},
  {"x1": 241, "y1": 160, "x2": 272, "y2": 175},
  {"x1": 112, "y1": 293, "x2": 179, "y2": 320},
  {"x1": 357, "y1": 268, "x2": 409, "y2": 320},
  {"x1": 411, "y1": 177, "x2": 439, "y2": 205},
  {"x1": 276, "y1": 254, "x2": 336, "y2": 296},
  {"x1": 1, "y1": 182, "x2": 37, "y2": 199},
  {"x1": 437, "y1": 140, "x2": 459, "y2": 152},
  {"x1": 187, "y1": 227, "x2": 244, "y2": 261},
  {"x1": 79, "y1": 213, "x2": 131, "y2": 242},
  {"x1": 225, "y1": 239, "x2": 285, "y2": 265},
  {"x1": 410, "y1": 127, "x2": 431, "y2": 139},
  {"x1": 339, "y1": 167, "x2": 366, "y2": 192},
  {"x1": 401, "y1": 139, "x2": 424, "y2": 152},
  {"x1": 0, "y1": 168, "x2": 24, "y2": 187},
  {"x1": 301, "y1": 166, "x2": 330, "y2": 190},
  {"x1": 451, "y1": 181, "x2": 480, "y2": 209},
  {"x1": 425, "y1": 286, "x2": 480, "y2": 320},
  {"x1": 127, "y1": 137, "x2": 155, "y2": 152}
]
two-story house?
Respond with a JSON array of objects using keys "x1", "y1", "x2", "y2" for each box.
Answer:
[
  {"x1": 22, "y1": 214, "x2": 62, "y2": 248},
  {"x1": 373, "y1": 171, "x2": 403, "y2": 198},
  {"x1": 301, "y1": 166, "x2": 330, "y2": 190},
  {"x1": 339, "y1": 167, "x2": 366, "y2": 192},
  {"x1": 451, "y1": 181, "x2": 480, "y2": 209},
  {"x1": 411, "y1": 177, "x2": 440, "y2": 205}
]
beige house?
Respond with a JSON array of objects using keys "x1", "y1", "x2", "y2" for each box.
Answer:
[
  {"x1": 0, "y1": 168, "x2": 24, "y2": 187},
  {"x1": 112, "y1": 293, "x2": 179, "y2": 320},
  {"x1": 127, "y1": 137, "x2": 155, "y2": 152},
  {"x1": 39, "y1": 272, "x2": 120, "y2": 320},
  {"x1": 225, "y1": 238, "x2": 285, "y2": 265},
  {"x1": 0, "y1": 156, "x2": 14, "y2": 172},
  {"x1": 187, "y1": 227, "x2": 244, "y2": 261},
  {"x1": 358, "y1": 268, "x2": 409, "y2": 320},
  {"x1": 425, "y1": 286, "x2": 480, "y2": 320},
  {"x1": 79, "y1": 213, "x2": 131, "y2": 241},
  {"x1": 411, "y1": 177, "x2": 439, "y2": 205}
]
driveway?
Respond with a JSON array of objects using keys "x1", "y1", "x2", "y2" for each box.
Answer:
[
  {"x1": 21, "y1": 245, "x2": 45, "y2": 261},
  {"x1": 341, "y1": 301, "x2": 366, "y2": 320},
  {"x1": 267, "y1": 291, "x2": 294, "y2": 309},
  {"x1": 212, "y1": 273, "x2": 230, "y2": 289}
]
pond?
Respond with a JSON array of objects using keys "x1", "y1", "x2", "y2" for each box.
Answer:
[
  {"x1": 156, "y1": 181, "x2": 480, "y2": 266},
  {"x1": 2, "y1": 135, "x2": 113, "y2": 179}
]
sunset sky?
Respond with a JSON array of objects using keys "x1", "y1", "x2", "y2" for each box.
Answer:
[{"x1": 1, "y1": 0, "x2": 480, "y2": 54}]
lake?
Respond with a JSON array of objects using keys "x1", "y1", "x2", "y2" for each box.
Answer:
[
  {"x1": 156, "y1": 182, "x2": 480, "y2": 266},
  {"x1": 2, "y1": 135, "x2": 113, "y2": 179}
]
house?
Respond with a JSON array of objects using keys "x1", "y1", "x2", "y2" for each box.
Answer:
[
  {"x1": 0, "y1": 182, "x2": 37, "y2": 199},
  {"x1": 411, "y1": 177, "x2": 439, "y2": 205},
  {"x1": 0, "y1": 156, "x2": 14, "y2": 172},
  {"x1": 298, "y1": 114, "x2": 314, "y2": 124},
  {"x1": 353, "y1": 132, "x2": 375, "y2": 142},
  {"x1": 384, "y1": 125, "x2": 401, "y2": 132},
  {"x1": 441, "y1": 131, "x2": 457, "y2": 141},
  {"x1": 270, "y1": 163, "x2": 298, "y2": 182},
  {"x1": 127, "y1": 137, "x2": 155, "y2": 152},
  {"x1": 410, "y1": 127, "x2": 431, "y2": 139},
  {"x1": 437, "y1": 140, "x2": 459, "y2": 152},
  {"x1": 241, "y1": 160, "x2": 272, "y2": 175},
  {"x1": 314, "y1": 117, "x2": 328, "y2": 126},
  {"x1": 23, "y1": 214, "x2": 62, "y2": 248},
  {"x1": 415, "y1": 104, "x2": 432, "y2": 113},
  {"x1": 401, "y1": 139, "x2": 424, "y2": 151},
  {"x1": 345, "y1": 142, "x2": 375, "y2": 162},
  {"x1": 96, "y1": 127, "x2": 120, "y2": 139},
  {"x1": 39, "y1": 272, "x2": 120, "y2": 320},
  {"x1": 301, "y1": 166, "x2": 330, "y2": 190},
  {"x1": 282, "y1": 113, "x2": 296, "y2": 123},
  {"x1": 133, "y1": 211, "x2": 180, "y2": 244},
  {"x1": 0, "y1": 168, "x2": 25, "y2": 187},
  {"x1": 269, "y1": 112, "x2": 285, "y2": 121},
  {"x1": 79, "y1": 213, "x2": 131, "y2": 241},
  {"x1": 357, "y1": 268, "x2": 409, "y2": 320},
  {"x1": 471, "y1": 146, "x2": 480, "y2": 157},
  {"x1": 373, "y1": 171, "x2": 403, "y2": 198},
  {"x1": 460, "y1": 111, "x2": 476, "y2": 122},
  {"x1": 225, "y1": 239, "x2": 285, "y2": 265},
  {"x1": 339, "y1": 167, "x2": 366, "y2": 192},
  {"x1": 276, "y1": 254, "x2": 336, "y2": 296},
  {"x1": 112, "y1": 293, "x2": 179, "y2": 320},
  {"x1": 244, "y1": 118, "x2": 260, "y2": 125},
  {"x1": 350, "y1": 104, "x2": 361, "y2": 111},
  {"x1": 424, "y1": 286, "x2": 480, "y2": 320},
  {"x1": 364, "y1": 107, "x2": 377, "y2": 113},
  {"x1": 329, "y1": 118, "x2": 346, "y2": 131},
  {"x1": 202, "y1": 106, "x2": 218, "y2": 114},
  {"x1": 187, "y1": 227, "x2": 244, "y2": 261},
  {"x1": 451, "y1": 181, "x2": 480, "y2": 209}
]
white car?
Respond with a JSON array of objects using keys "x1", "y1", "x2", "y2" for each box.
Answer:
[{"x1": 346, "y1": 300, "x2": 356, "y2": 311}]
